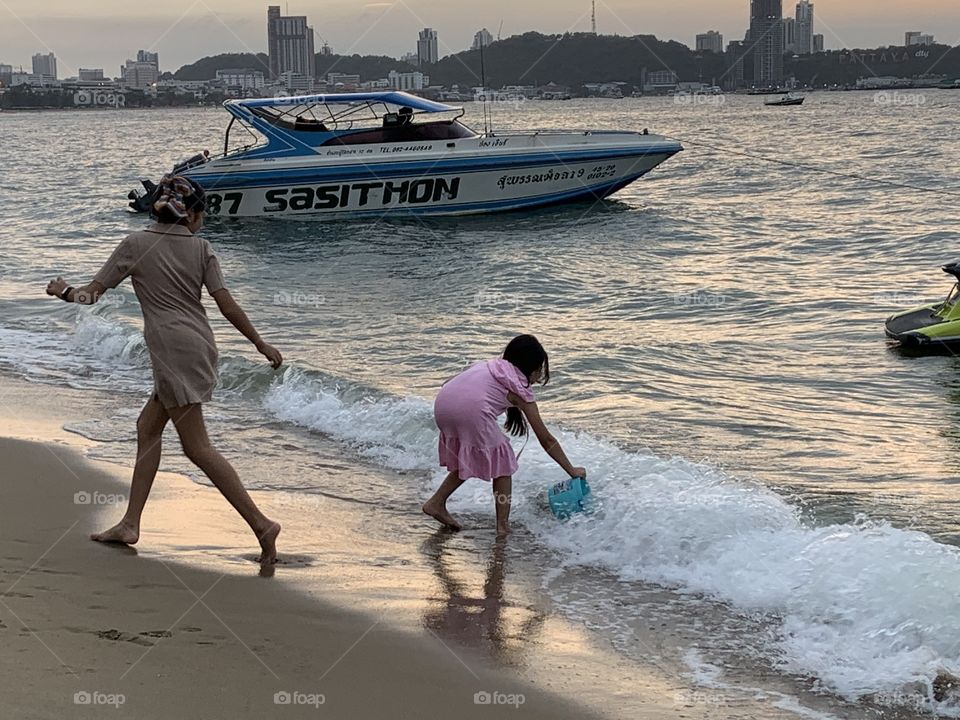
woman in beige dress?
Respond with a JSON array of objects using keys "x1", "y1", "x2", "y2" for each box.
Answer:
[{"x1": 46, "y1": 176, "x2": 283, "y2": 565}]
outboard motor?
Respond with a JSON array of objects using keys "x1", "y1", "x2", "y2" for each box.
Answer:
[
  {"x1": 127, "y1": 150, "x2": 210, "y2": 213},
  {"x1": 127, "y1": 179, "x2": 160, "y2": 214}
]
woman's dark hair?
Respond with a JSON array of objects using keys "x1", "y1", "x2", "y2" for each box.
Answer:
[
  {"x1": 503, "y1": 334, "x2": 549, "y2": 437},
  {"x1": 153, "y1": 179, "x2": 207, "y2": 225}
]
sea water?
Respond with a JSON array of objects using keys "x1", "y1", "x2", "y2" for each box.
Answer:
[{"x1": 2, "y1": 93, "x2": 960, "y2": 716}]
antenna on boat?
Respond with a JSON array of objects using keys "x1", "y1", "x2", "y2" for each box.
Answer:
[
  {"x1": 479, "y1": 39, "x2": 491, "y2": 136},
  {"x1": 591, "y1": 0, "x2": 597, "y2": 34}
]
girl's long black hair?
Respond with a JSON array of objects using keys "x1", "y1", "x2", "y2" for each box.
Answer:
[{"x1": 503, "y1": 334, "x2": 549, "y2": 437}]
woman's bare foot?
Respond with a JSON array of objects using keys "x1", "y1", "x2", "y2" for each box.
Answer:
[
  {"x1": 257, "y1": 522, "x2": 281, "y2": 565},
  {"x1": 496, "y1": 522, "x2": 512, "y2": 538},
  {"x1": 422, "y1": 500, "x2": 462, "y2": 531},
  {"x1": 91, "y1": 521, "x2": 139, "y2": 545}
]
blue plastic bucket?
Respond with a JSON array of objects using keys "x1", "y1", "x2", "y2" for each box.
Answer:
[{"x1": 546, "y1": 477, "x2": 591, "y2": 519}]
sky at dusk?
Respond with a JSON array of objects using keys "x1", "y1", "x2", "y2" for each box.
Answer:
[{"x1": 1, "y1": 0, "x2": 957, "y2": 75}]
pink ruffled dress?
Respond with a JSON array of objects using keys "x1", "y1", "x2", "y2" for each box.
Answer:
[{"x1": 434, "y1": 359, "x2": 536, "y2": 481}]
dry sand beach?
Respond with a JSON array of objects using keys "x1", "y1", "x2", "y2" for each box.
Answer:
[
  {"x1": 0, "y1": 373, "x2": 705, "y2": 720},
  {"x1": 0, "y1": 438, "x2": 607, "y2": 719}
]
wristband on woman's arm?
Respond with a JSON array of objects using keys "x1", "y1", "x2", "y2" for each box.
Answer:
[{"x1": 59, "y1": 286, "x2": 74, "y2": 302}]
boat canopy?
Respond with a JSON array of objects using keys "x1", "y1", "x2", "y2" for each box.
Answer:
[
  {"x1": 219, "y1": 91, "x2": 472, "y2": 160},
  {"x1": 229, "y1": 92, "x2": 458, "y2": 113}
]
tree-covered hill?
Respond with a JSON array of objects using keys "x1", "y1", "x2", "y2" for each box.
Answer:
[
  {"x1": 174, "y1": 53, "x2": 270, "y2": 80},
  {"x1": 425, "y1": 32, "x2": 727, "y2": 88},
  {"x1": 315, "y1": 54, "x2": 417, "y2": 81},
  {"x1": 170, "y1": 35, "x2": 960, "y2": 88}
]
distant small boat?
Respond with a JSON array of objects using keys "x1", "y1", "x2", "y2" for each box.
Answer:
[{"x1": 765, "y1": 93, "x2": 805, "y2": 107}]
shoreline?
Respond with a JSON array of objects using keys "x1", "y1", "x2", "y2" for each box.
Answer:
[
  {"x1": 0, "y1": 369, "x2": 935, "y2": 719},
  {"x1": 0, "y1": 372, "x2": 684, "y2": 719}
]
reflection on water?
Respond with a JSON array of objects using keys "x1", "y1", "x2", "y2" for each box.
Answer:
[{"x1": 420, "y1": 530, "x2": 545, "y2": 665}]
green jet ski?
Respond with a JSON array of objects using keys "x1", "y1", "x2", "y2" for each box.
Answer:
[{"x1": 885, "y1": 261, "x2": 960, "y2": 350}]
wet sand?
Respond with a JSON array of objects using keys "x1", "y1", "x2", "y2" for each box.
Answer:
[
  {"x1": 0, "y1": 373, "x2": 679, "y2": 719},
  {"x1": 0, "y1": 431, "x2": 622, "y2": 719},
  {"x1": 0, "y1": 371, "x2": 873, "y2": 719}
]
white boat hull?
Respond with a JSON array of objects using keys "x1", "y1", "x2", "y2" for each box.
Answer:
[{"x1": 193, "y1": 150, "x2": 677, "y2": 218}]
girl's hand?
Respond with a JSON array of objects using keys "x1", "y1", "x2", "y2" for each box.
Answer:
[
  {"x1": 570, "y1": 466, "x2": 587, "y2": 479},
  {"x1": 257, "y1": 341, "x2": 283, "y2": 369},
  {"x1": 46, "y1": 277, "x2": 68, "y2": 298}
]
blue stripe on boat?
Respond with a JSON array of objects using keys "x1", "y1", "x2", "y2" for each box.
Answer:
[{"x1": 189, "y1": 147, "x2": 681, "y2": 191}]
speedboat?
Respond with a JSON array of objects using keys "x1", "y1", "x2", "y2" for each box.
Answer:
[
  {"x1": 128, "y1": 91, "x2": 682, "y2": 218},
  {"x1": 885, "y1": 262, "x2": 960, "y2": 350},
  {"x1": 764, "y1": 93, "x2": 805, "y2": 107}
]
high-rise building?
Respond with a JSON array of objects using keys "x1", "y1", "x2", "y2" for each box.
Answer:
[
  {"x1": 120, "y1": 58, "x2": 159, "y2": 88},
  {"x1": 120, "y1": 50, "x2": 159, "y2": 88},
  {"x1": 749, "y1": 0, "x2": 784, "y2": 88},
  {"x1": 724, "y1": 40, "x2": 747, "y2": 90},
  {"x1": 267, "y1": 6, "x2": 316, "y2": 80},
  {"x1": 32, "y1": 52, "x2": 57, "y2": 79},
  {"x1": 137, "y1": 50, "x2": 159, "y2": 67},
  {"x1": 905, "y1": 31, "x2": 934, "y2": 46},
  {"x1": 812, "y1": 34, "x2": 824, "y2": 52},
  {"x1": 0, "y1": 63, "x2": 13, "y2": 86},
  {"x1": 782, "y1": 18, "x2": 797, "y2": 53},
  {"x1": 795, "y1": 1, "x2": 814, "y2": 55},
  {"x1": 696, "y1": 31, "x2": 724, "y2": 53},
  {"x1": 472, "y1": 28, "x2": 493, "y2": 51},
  {"x1": 417, "y1": 28, "x2": 439, "y2": 66}
]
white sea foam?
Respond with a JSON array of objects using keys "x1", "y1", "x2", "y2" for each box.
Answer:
[{"x1": 261, "y1": 366, "x2": 960, "y2": 714}]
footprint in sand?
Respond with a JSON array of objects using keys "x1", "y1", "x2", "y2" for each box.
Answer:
[
  {"x1": 96, "y1": 629, "x2": 155, "y2": 647},
  {"x1": 139, "y1": 630, "x2": 173, "y2": 639}
]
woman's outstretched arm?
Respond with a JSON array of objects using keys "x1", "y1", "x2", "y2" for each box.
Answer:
[
  {"x1": 45, "y1": 277, "x2": 107, "y2": 305},
  {"x1": 211, "y1": 288, "x2": 283, "y2": 369},
  {"x1": 508, "y1": 393, "x2": 586, "y2": 479}
]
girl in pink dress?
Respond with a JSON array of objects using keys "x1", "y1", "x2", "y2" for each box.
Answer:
[{"x1": 423, "y1": 335, "x2": 587, "y2": 536}]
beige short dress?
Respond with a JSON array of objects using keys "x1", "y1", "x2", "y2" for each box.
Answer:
[{"x1": 94, "y1": 223, "x2": 226, "y2": 409}]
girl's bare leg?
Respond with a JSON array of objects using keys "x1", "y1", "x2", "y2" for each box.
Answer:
[
  {"x1": 92, "y1": 396, "x2": 169, "y2": 545},
  {"x1": 168, "y1": 404, "x2": 281, "y2": 564},
  {"x1": 493, "y1": 476, "x2": 512, "y2": 537},
  {"x1": 422, "y1": 471, "x2": 465, "y2": 530}
]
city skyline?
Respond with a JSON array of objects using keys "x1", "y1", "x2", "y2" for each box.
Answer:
[{"x1": 0, "y1": 0, "x2": 956, "y2": 75}]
